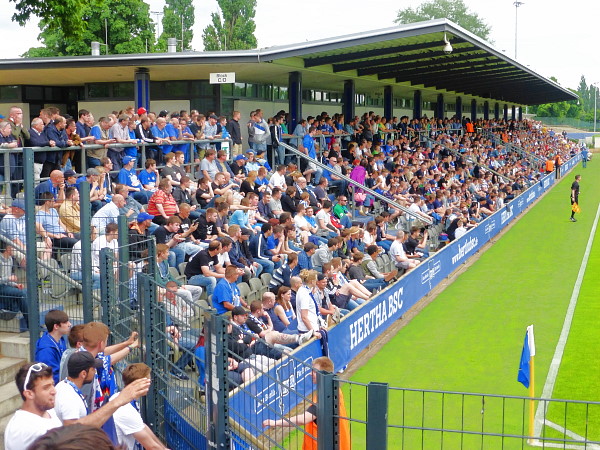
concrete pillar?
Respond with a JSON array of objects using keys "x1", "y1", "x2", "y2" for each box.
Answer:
[
  {"x1": 384, "y1": 86, "x2": 393, "y2": 120},
  {"x1": 471, "y1": 99, "x2": 477, "y2": 122},
  {"x1": 288, "y1": 71, "x2": 302, "y2": 131},
  {"x1": 503, "y1": 104, "x2": 509, "y2": 120},
  {"x1": 483, "y1": 101, "x2": 489, "y2": 120},
  {"x1": 436, "y1": 94, "x2": 444, "y2": 119},
  {"x1": 456, "y1": 96, "x2": 462, "y2": 120},
  {"x1": 511, "y1": 105, "x2": 516, "y2": 120},
  {"x1": 518, "y1": 106, "x2": 523, "y2": 121},
  {"x1": 413, "y1": 90, "x2": 422, "y2": 119},
  {"x1": 343, "y1": 80, "x2": 355, "y2": 121},
  {"x1": 494, "y1": 102, "x2": 500, "y2": 120},
  {"x1": 134, "y1": 68, "x2": 150, "y2": 113}
]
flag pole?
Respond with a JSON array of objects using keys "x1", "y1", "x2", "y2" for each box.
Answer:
[{"x1": 528, "y1": 354, "x2": 535, "y2": 444}]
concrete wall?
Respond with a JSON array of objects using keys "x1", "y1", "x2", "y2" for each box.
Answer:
[
  {"x1": 0, "y1": 103, "x2": 30, "y2": 125},
  {"x1": 77, "y1": 100, "x2": 191, "y2": 120}
]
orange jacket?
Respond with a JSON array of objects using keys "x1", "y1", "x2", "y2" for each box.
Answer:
[{"x1": 303, "y1": 390, "x2": 351, "y2": 450}]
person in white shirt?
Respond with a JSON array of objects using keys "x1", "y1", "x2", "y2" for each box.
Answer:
[
  {"x1": 295, "y1": 269, "x2": 324, "y2": 337},
  {"x1": 110, "y1": 363, "x2": 166, "y2": 450},
  {"x1": 4, "y1": 362, "x2": 150, "y2": 450},
  {"x1": 389, "y1": 230, "x2": 419, "y2": 272},
  {"x1": 54, "y1": 351, "x2": 102, "y2": 424},
  {"x1": 91, "y1": 194, "x2": 127, "y2": 233},
  {"x1": 268, "y1": 165, "x2": 287, "y2": 191},
  {"x1": 91, "y1": 223, "x2": 119, "y2": 274}
]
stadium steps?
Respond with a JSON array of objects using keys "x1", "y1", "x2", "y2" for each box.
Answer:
[{"x1": 0, "y1": 333, "x2": 29, "y2": 445}]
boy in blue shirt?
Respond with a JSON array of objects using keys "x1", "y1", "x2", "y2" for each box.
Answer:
[{"x1": 35, "y1": 310, "x2": 71, "y2": 385}]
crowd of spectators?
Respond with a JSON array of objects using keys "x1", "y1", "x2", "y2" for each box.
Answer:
[{"x1": 0, "y1": 104, "x2": 583, "y2": 410}]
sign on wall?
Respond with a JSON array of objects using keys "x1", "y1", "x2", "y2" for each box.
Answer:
[{"x1": 210, "y1": 72, "x2": 236, "y2": 84}]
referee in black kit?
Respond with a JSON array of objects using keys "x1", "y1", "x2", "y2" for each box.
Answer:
[{"x1": 570, "y1": 174, "x2": 581, "y2": 222}]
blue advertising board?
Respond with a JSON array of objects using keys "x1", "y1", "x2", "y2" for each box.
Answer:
[{"x1": 166, "y1": 154, "x2": 582, "y2": 444}]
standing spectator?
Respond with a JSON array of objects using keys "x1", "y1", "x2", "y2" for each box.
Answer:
[
  {"x1": 27, "y1": 117, "x2": 55, "y2": 181},
  {"x1": 88, "y1": 117, "x2": 115, "y2": 168},
  {"x1": 35, "y1": 310, "x2": 71, "y2": 384},
  {"x1": 227, "y1": 110, "x2": 243, "y2": 157},
  {"x1": 109, "y1": 114, "x2": 137, "y2": 172},
  {"x1": 110, "y1": 363, "x2": 167, "y2": 449}
]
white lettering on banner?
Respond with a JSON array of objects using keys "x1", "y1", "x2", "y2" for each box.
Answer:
[
  {"x1": 254, "y1": 356, "x2": 313, "y2": 414},
  {"x1": 527, "y1": 192, "x2": 535, "y2": 202},
  {"x1": 421, "y1": 260, "x2": 441, "y2": 286},
  {"x1": 451, "y1": 236, "x2": 479, "y2": 264},
  {"x1": 500, "y1": 208, "x2": 513, "y2": 225},
  {"x1": 484, "y1": 221, "x2": 496, "y2": 235},
  {"x1": 543, "y1": 178, "x2": 550, "y2": 188},
  {"x1": 517, "y1": 198, "x2": 524, "y2": 209},
  {"x1": 349, "y1": 288, "x2": 402, "y2": 350}
]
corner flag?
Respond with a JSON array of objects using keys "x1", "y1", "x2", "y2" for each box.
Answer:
[{"x1": 518, "y1": 325, "x2": 536, "y2": 388}]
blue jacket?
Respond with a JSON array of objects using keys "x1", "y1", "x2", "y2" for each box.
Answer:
[
  {"x1": 35, "y1": 332, "x2": 67, "y2": 385},
  {"x1": 249, "y1": 233, "x2": 272, "y2": 261}
]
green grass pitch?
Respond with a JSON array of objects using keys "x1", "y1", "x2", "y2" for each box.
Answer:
[{"x1": 346, "y1": 161, "x2": 600, "y2": 449}]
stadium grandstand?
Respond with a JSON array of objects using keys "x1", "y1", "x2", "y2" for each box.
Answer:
[{"x1": 0, "y1": 18, "x2": 590, "y2": 450}]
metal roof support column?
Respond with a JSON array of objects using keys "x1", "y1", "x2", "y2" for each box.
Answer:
[
  {"x1": 484, "y1": 101, "x2": 489, "y2": 120},
  {"x1": 518, "y1": 106, "x2": 523, "y2": 121},
  {"x1": 494, "y1": 102, "x2": 500, "y2": 120},
  {"x1": 134, "y1": 68, "x2": 150, "y2": 113},
  {"x1": 471, "y1": 99, "x2": 477, "y2": 121},
  {"x1": 436, "y1": 94, "x2": 444, "y2": 119},
  {"x1": 343, "y1": 80, "x2": 355, "y2": 121},
  {"x1": 511, "y1": 105, "x2": 516, "y2": 120},
  {"x1": 384, "y1": 86, "x2": 393, "y2": 119},
  {"x1": 456, "y1": 96, "x2": 462, "y2": 120},
  {"x1": 503, "y1": 104, "x2": 509, "y2": 120},
  {"x1": 288, "y1": 71, "x2": 302, "y2": 132},
  {"x1": 413, "y1": 90, "x2": 422, "y2": 119}
]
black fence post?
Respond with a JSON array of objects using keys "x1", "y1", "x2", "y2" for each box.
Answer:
[
  {"x1": 79, "y1": 181, "x2": 93, "y2": 322},
  {"x1": 317, "y1": 371, "x2": 336, "y2": 450},
  {"x1": 117, "y1": 214, "x2": 130, "y2": 337},
  {"x1": 23, "y1": 148, "x2": 39, "y2": 359},
  {"x1": 366, "y1": 382, "x2": 389, "y2": 450},
  {"x1": 205, "y1": 313, "x2": 229, "y2": 448},
  {"x1": 99, "y1": 248, "x2": 112, "y2": 329},
  {"x1": 140, "y1": 273, "x2": 159, "y2": 433}
]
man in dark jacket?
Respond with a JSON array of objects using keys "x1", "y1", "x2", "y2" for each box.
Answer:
[{"x1": 226, "y1": 111, "x2": 243, "y2": 158}]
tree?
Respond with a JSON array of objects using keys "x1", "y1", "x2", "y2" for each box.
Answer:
[
  {"x1": 23, "y1": 0, "x2": 156, "y2": 57},
  {"x1": 202, "y1": 0, "x2": 257, "y2": 51},
  {"x1": 8, "y1": 0, "x2": 90, "y2": 39},
  {"x1": 156, "y1": 0, "x2": 195, "y2": 52},
  {"x1": 395, "y1": 0, "x2": 492, "y2": 42}
]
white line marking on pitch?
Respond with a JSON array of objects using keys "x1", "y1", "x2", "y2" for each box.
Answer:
[{"x1": 534, "y1": 202, "x2": 600, "y2": 439}]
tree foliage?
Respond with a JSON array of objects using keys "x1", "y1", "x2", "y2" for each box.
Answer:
[
  {"x1": 202, "y1": 0, "x2": 257, "y2": 51},
  {"x1": 156, "y1": 0, "x2": 195, "y2": 52},
  {"x1": 395, "y1": 0, "x2": 492, "y2": 42},
  {"x1": 23, "y1": 0, "x2": 155, "y2": 57},
  {"x1": 8, "y1": 0, "x2": 91, "y2": 39}
]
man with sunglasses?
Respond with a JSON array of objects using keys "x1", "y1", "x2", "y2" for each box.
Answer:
[{"x1": 4, "y1": 361, "x2": 151, "y2": 450}]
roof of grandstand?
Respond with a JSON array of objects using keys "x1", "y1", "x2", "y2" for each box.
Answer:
[{"x1": 0, "y1": 19, "x2": 576, "y2": 106}]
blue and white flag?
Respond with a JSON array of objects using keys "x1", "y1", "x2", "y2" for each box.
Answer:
[{"x1": 518, "y1": 325, "x2": 536, "y2": 388}]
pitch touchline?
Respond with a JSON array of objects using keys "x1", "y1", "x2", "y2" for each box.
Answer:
[{"x1": 534, "y1": 202, "x2": 600, "y2": 438}]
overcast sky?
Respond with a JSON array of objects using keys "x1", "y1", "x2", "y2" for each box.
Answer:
[{"x1": 1, "y1": 0, "x2": 597, "y2": 90}]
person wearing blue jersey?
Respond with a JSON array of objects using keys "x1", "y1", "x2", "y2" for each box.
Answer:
[
  {"x1": 117, "y1": 155, "x2": 151, "y2": 204},
  {"x1": 249, "y1": 223, "x2": 281, "y2": 275},
  {"x1": 150, "y1": 118, "x2": 172, "y2": 164},
  {"x1": 302, "y1": 127, "x2": 322, "y2": 184},
  {"x1": 35, "y1": 310, "x2": 71, "y2": 385}
]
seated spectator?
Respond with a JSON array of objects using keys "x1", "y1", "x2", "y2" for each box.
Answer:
[
  {"x1": 211, "y1": 172, "x2": 236, "y2": 206},
  {"x1": 227, "y1": 225, "x2": 262, "y2": 281},
  {"x1": 34, "y1": 169, "x2": 66, "y2": 207},
  {"x1": 363, "y1": 245, "x2": 398, "y2": 282},
  {"x1": 185, "y1": 240, "x2": 225, "y2": 297},
  {"x1": 404, "y1": 227, "x2": 429, "y2": 260},
  {"x1": 316, "y1": 200, "x2": 339, "y2": 238},
  {"x1": 269, "y1": 253, "x2": 297, "y2": 293},
  {"x1": 312, "y1": 238, "x2": 337, "y2": 273},
  {"x1": 70, "y1": 229, "x2": 100, "y2": 290},
  {"x1": 0, "y1": 241, "x2": 28, "y2": 331},
  {"x1": 389, "y1": 230, "x2": 419, "y2": 272},
  {"x1": 91, "y1": 223, "x2": 119, "y2": 275},
  {"x1": 138, "y1": 158, "x2": 159, "y2": 192},
  {"x1": 90, "y1": 194, "x2": 126, "y2": 233},
  {"x1": 58, "y1": 187, "x2": 81, "y2": 234},
  {"x1": 346, "y1": 252, "x2": 387, "y2": 293},
  {"x1": 196, "y1": 207, "x2": 220, "y2": 241},
  {"x1": 272, "y1": 287, "x2": 296, "y2": 331},
  {"x1": 199, "y1": 148, "x2": 219, "y2": 181},
  {"x1": 195, "y1": 177, "x2": 214, "y2": 210},
  {"x1": 281, "y1": 186, "x2": 297, "y2": 214},
  {"x1": 269, "y1": 187, "x2": 284, "y2": 218},
  {"x1": 35, "y1": 192, "x2": 78, "y2": 251},
  {"x1": 35, "y1": 310, "x2": 71, "y2": 385},
  {"x1": 76, "y1": 168, "x2": 106, "y2": 215},
  {"x1": 147, "y1": 179, "x2": 179, "y2": 225},
  {"x1": 249, "y1": 223, "x2": 282, "y2": 275},
  {"x1": 212, "y1": 265, "x2": 247, "y2": 314},
  {"x1": 244, "y1": 301, "x2": 312, "y2": 348},
  {"x1": 58, "y1": 324, "x2": 85, "y2": 381},
  {"x1": 118, "y1": 155, "x2": 152, "y2": 204},
  {"x1": 115, "y1": 184, "x2": 145, "y2": 223}
]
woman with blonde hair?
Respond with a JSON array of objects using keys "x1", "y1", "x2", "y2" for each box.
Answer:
[{"x1": 296, "y1": 270, "x2": 323, "y2": 337}]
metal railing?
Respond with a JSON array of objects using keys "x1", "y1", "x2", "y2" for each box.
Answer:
[{"x1": 280, "y1": 141, "x2": 432, "y2": 225}]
